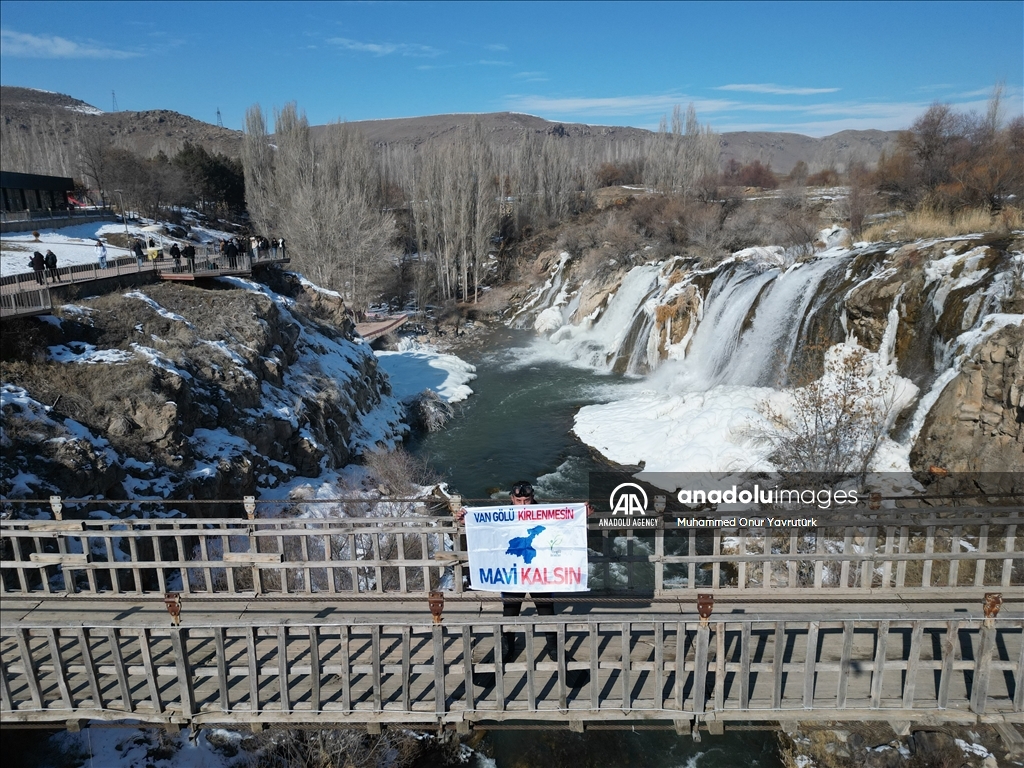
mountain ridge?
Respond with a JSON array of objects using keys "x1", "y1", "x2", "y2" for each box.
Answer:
[{"x1": 1, "y1": 85, "x2": 899, "y2": 177}]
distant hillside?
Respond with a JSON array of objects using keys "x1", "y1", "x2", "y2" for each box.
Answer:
[
  {"x1": 1, "y1": 85, "x2": 898, "y2": 180},
  {"x1": 0, "y1": 86, "x2": 242, "y2": 178},
  {"x1": 325, "y1": 112, "x2": 899, "y2": 174}
]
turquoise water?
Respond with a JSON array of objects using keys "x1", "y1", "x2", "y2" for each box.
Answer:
[
  {"x1": 406, "y1": 328, "x2": 783, "y2": 768},
  {"x1": 406, "y1": 328, "x2": 631, "y2": 502}
]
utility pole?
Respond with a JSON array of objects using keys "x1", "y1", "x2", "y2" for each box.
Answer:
[{"x1": 112, "y1": 91, "x2": 118, "y2": 112}]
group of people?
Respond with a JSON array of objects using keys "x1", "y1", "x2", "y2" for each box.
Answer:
[{"x1": 29, "y1": 250, "x2": 60, "y2": 285}]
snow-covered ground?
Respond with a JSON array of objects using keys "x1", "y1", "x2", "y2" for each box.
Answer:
[
  {"x1": 375, "y1": 337, "x2": 477, "y2": 403},
  {"x1": 0, "y1": 217, "x2": 231, "y2": 277}
]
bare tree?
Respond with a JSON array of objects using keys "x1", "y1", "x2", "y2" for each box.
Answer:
[{"x1": 241, "y1": 104, "x2": 396, "y2": 312}]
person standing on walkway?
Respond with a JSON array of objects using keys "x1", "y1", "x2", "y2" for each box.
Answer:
[
  {"x1": 183, "y1": 243, "x2": 196, "y2": 273},
  {"x1": 225, "y1": 239, "x2": 238, "y2": 269},
  {"x1": 169, "y1": 243, "x2": 181, "y2": 273},
  {"x1": 455, "y1": 481, "x2": 556, "y2": 662},
  {"x1": 30, "y1": 251, "x2": 45, "y2": 284},
  {"x1": 133, "y1": 239, "x2": 145, "y2": 267},
  {"x1": 44, "y1": 250, "x2": 60, "y2": 283},
  {"x1": 95, "y1": 239, "x2": 107, "y2": 270}
]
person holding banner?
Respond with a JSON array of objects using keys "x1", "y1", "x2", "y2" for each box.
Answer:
[{"x1": 454, "y1": 480, "x2": 592, "y2": 668}]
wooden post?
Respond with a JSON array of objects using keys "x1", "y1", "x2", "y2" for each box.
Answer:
[
  {"x1": 620, "y1": 622, "x2": 632, "y2": 709},
  {"x1": 970, "y1": 622, "x2": 997, "y2": 714},
  {"x1": 937, "y1": 620, "x2": 960, "y2": 709},
  {"x1": 45, "y1": 628, "x2": 73, "y2": 708},
  {"x1": 675, "y1": 621, "x2": 686, "y2": 711},
  {"x1": 462, "y1": 626, "x2": 476, "y2": 711},
  {"x1": 714, "y1": 622, "x2": 725, "y2": 713},
  {"x1": 772, "y1": 623, "x2": 785, "y2": 709},
  {"x1": 215, "y1": 627, "x2": 230, "y2": 712},
  {"x1": 246, "y1": 627, "x2": 260, "y2": 712},
  {"x1": 277, "y1": 626, "x2": 290, "y2": 712},
  {"x1": 654, "y1": 622, "x2": 665, "y2": 710},
  {"x1": 170, "y1": 627, "x2": 196, "y2": 718},
  {"x1": 15, "y1": 630, "x2": 43, "y2": 708},
  {"x1": 902, "y1": 621, "x2": 924, "y2": 709},
  {"x1": 370, "y1": 625, "x2": 382, "y2": 711},
  {"x1": 307, "y1": 626, "x2": 321, "y2": 713},
  {"x1": 803, "y1": 621, "x2": 819, "y2": 709},
  {"x1": 694, "y1": 624, "x2": 709, "y2": 714},
  {"x1": 870, "y1": 620, "x2": 889, "y2": 708},
  {"x1": 340, "y1": 625, "x2": 351, "y2": 711},
  {"x1": 138, "y1": 628, "x2": 163, "y2": 714},
  {"x1": 432, "y1": 624, "x2": 446, "y2": 715},
  {"x1": 107, "y1": 628, "x2": 134, "y2": 713},
  {"x1": 739, "y1": 623, "x2": 751, "y2": 710},
  {"x1": 76, "y1": 627, "x2": 103, "y2": 709}
]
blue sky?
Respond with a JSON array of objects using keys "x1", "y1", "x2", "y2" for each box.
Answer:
[{"x1": 1, "y1": 1, "x2": 1021, "y2": 136}]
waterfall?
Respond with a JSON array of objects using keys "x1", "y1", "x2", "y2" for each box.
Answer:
[
  {"x1": 537, "y1": 264, "x2": 662, "y2": 372},
  {"x1": 674, "y1": 256, "x2": 849, "y2": 390}
]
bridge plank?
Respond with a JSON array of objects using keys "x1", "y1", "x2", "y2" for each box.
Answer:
[
  {"x1": 137, "y1": 628, "x2": 162, "y2": 713},
  {"x1": 870, "y1": 620, "x2": 889, "y2": 708},
  {"x1": 432, "y1": 625, "x2": 445, "y2": 715},
  {"x1": 620, "y1": 623, "x2": 631, "y2": 709},
  {"x1": 772, "y1": 623, "x2": 784, "y2": 709},
  {"x1": 694, "y1": 625, "x2": 709, "y2": 714},
  {"x1": 106, "y1": 628, "x2": 134, "y2": 713},
  {"x1": 803, "y1": 621, "x2": 819, "y2": 709},
  {"x1": 937, "y1": 620, "x2": 960, "y2": 709},
  {"x1": 902, "y1": 622, "x2": 924, "y2": 709},
  {"x1": 278, "y1": 627, "x2": 290, "y2": 713},
  {"x1": 246, "y1": 627, "x2": 259, "y2": 712},
  {"x1": 170, "y1": 628, "x2": 195, "y2": 717},
  {"x1": 341, "y1": 625, "x2": 351, "y2": 711},
  {"x1": 739, "y1": 623, "x2": 751, "y2": 709},
  {"x1": 45, "y1": 628, "x2": 73, "y2": 708},
  {"x1": 15, "y1": 630, "x2": 43, "y2": 708},
  {"x1": 970, "y1": 623, "x2": 996, "y2": 715},
  {"x1": 75, "y1": 628, "x2": 103, "y2": 710}
]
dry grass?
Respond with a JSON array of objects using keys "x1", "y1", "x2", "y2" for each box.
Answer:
[{"x1": 861, "y1": 205, "x2": 1023, "y2": 241}]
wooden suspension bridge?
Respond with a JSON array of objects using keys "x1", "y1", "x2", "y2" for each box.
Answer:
[{"x1": 1, "y1": 504, "x2": 1021, "y2": 742}]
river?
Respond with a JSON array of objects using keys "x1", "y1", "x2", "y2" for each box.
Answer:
[{"x1": 407, "y1": 327, "x2": 783, "y2": 768}]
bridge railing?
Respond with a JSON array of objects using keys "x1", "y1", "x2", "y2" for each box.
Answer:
[
  {"x1": 0, "y1": 286, "x2": 51, "y2": 318},
  {"x1": 1, "y1": 508, "x2": 1019, "y2": 600},
  {"x1": 1, "y1": 613, "x2": 1020, "y2": 726}
]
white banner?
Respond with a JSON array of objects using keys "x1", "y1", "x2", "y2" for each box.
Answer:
[{"x1": 464, "y1": 503, "x2": 589, "y2": 593}]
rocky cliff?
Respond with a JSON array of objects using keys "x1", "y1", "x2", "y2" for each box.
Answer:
[
  {"x1": 0, "y1": 271, "x2": 406, "y2": 508},
  {"x1": 509, "y1": 232, "x2": 1024, "y2": 476}
]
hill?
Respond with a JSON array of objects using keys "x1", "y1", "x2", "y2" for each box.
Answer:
[
  {"x1": 1, "y1": 85, "x2": 898, "y2": 179},
  {"x1": 0, "y1": 86, "x2": 243, "y2": 178}
]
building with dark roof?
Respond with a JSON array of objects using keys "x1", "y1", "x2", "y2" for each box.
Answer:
[{"x1": 1, "y1": 171, "x2": 74, "y2": 214}]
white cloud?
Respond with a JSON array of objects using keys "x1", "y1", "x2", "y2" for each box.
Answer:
[
  {"x1": 716, "y1": 83, "x2": 840, "y2": 95},
  {"x1": 0, "y1": 29, "x2": 140, "y2": 59},
  {"x1": 505, "y1": 93, "x2": 737, "y2": 117},
  {"x1": 327, "y1": 36, "x2": 440, "y2": 57}
]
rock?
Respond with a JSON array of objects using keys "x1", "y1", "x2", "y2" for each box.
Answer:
[
  {"x1": 911, "y1": 324, "x2": 1024, "y2": 476},
  {"x1": 910, "y1": 730, "x2": 956, "y2": 757}
]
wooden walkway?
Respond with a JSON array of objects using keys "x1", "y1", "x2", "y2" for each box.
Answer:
[
  {"x1": 355, "y1": 315, "x2": 410, "y2": 342},
  {"x1": 1, "y1": 508, "x2": 1021, "y2": 732},
  {"x1": 2, "y1": 597, "x2": 1021, "y2": 731},
  {"x1": 0, "y1": 252, "x2": 289, "y2": 319}
]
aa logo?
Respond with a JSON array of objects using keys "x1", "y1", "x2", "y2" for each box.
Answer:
[{"x1": 609, "y1": 483, "x2": 648, "y2": 516}]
